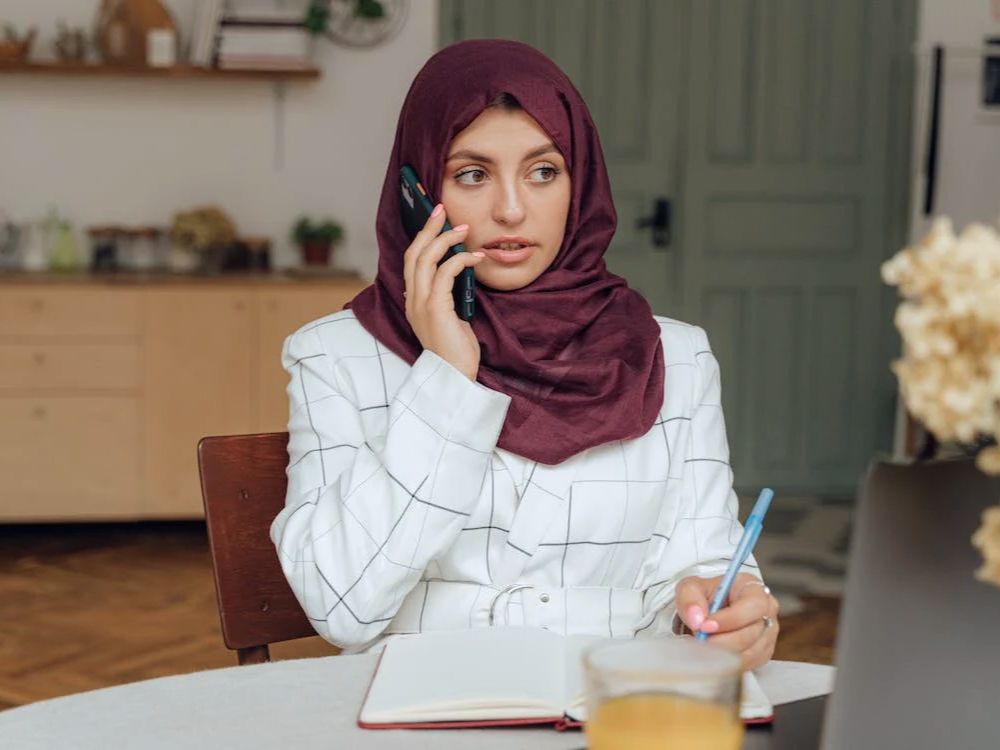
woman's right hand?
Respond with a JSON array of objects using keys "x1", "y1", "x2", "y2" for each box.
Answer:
[{"x1": 403, "y1": 203, "x2": 486, "y2": 381}]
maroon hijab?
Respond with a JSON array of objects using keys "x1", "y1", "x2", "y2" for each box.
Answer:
[{"x1": 346, "y1": 39, "x2": 664, "y2": 465}]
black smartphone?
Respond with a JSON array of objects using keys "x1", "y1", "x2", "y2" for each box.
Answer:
[{"x1": 399, "y1": 164, "x2": 475, "y2": 321}]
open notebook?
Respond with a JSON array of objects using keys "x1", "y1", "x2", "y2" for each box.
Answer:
[{"x1": 357, "y1": 628, "x2": 774, "y2": 730}]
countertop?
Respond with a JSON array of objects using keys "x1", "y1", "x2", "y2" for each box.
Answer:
[{"x1": 0, "y1": 269, "x2": 367, "y2": 286}]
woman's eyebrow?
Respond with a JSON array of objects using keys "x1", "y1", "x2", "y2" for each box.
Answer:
[{"x1": 446, "y1": 142, "x2": 560, "y2": 163}]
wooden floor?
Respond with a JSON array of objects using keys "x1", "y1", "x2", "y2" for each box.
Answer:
[{"x1": 0, "y1": 521, "x2": 840, "y2": 711}]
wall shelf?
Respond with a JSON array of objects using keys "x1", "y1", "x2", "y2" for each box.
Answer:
[{"x1": 0, "y1": 60, "x2": 321, "y2": 81}]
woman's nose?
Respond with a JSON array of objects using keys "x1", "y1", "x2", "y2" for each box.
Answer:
[{"x1": 492, "y1": 184, "x2": 526, "y2": 225}]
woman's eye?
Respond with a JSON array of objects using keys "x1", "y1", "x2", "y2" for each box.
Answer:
[
  {"x1": 455, "y1": 168, "x2": 487, "y2": 185},
  {"x1": 454, "y1": 165, "x2": 560, "y2": 185},
  {"x1": 530, "y1": 166, "x2": 559, "y2": 182}
]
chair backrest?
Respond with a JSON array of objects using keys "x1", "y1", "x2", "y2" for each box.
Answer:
[{"x1": 197, "y1": 431, "x2": 314, "y2": 665}]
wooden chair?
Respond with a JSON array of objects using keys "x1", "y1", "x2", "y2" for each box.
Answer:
[{"x1": 197, "y1": 431, "x2": 315, "y2": 665}]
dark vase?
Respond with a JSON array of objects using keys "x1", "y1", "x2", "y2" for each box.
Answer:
[
  {"x1": 198, "y1": 244, "x2": 226, "y2": 274},
  {"x1": 301, "y1": 240, "x2": 332, "y2": 266}
]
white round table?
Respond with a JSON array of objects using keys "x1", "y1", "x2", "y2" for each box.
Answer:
[{"x1": 0, "y1": 654, "x2": 833, "y2": 749}]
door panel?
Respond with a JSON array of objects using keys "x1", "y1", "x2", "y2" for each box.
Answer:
[{"x1": 681, "y1": 0, "x2": 910, "y2": 491}]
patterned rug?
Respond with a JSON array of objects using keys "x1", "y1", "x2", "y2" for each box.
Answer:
[{"x1": 737, "y1": 494, "x2": 854, "y2": 616}]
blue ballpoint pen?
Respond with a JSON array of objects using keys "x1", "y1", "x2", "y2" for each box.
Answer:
[{"x1": 695, "y1": 488, "x2": 774, "y2": 642}]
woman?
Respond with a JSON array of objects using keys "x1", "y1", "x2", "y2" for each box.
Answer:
[{"x1": 271, "y1": 39, "x2": 779, "y2": 669}]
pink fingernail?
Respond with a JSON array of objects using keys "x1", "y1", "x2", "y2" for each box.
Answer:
[
  {"x1": 686, "y1": 605, "x2": 704, "y2": 630},
  {"x1": 453, "y1": 224, "x2": 469, "y2": 232},
  {"x1": 701, "y1": 619, "x2": 720, "y2": 633},
  {"x1": 472, "y1": 251, "x2": 485, "y2": 258},
  {"x1": 431, "y1": 203, "x2": 443, "y2": 217}
]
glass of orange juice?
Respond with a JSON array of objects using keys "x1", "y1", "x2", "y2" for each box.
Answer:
[{"x1": 582, "y1": 637, "x2": 744, "y2": 750}]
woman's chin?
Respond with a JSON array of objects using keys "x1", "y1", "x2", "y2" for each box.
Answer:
[
  {"x1": 474, "y1": 269, "x2": 536, "y2": 292},
  {"x1": 474, "y1": 260, "x2": 548, "y2": 292}
]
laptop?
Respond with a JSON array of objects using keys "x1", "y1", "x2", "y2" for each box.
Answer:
[{"x1": 820, "y1": 458, "x2": 1000, "y2": 749}]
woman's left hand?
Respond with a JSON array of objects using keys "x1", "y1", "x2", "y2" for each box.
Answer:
[{"x1": 674, "y1": 572, "x2": 780, "y2": 670}]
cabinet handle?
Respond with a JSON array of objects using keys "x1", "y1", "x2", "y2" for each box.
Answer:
[
  {"x1": 234, "y1": 300, "x2": 247, "y2": 311},
  {"x1": 30, "y1": 298, "x2": 44, "y2": 313},
  {"x1": 33, "y1": 352, "x2": 47, "y2": 365},
  {"x1": 32, "y1": 405, "x2": 47, "y2": 419}
]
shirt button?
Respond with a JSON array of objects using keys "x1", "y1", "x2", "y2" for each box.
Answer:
[{"x1": 539, "y1": 593, "x2": 550, "y2": 603}]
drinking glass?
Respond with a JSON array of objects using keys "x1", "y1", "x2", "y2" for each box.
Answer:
[{"x1": 582, "y1": 637, "x2": 744, "y2": 750}]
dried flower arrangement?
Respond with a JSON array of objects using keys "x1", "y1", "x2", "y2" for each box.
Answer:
[{"x1": 882, "y1": 216, "x2": 1000, "y2": 586}]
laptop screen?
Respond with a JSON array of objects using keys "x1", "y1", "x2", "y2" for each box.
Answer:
[{"x1": 821, "y1": 458, "x2": 1000, "y2": 749}]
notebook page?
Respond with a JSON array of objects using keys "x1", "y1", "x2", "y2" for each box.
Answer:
[
  {"x1": 360, "y1": 628, "x2": 568, "y2": 723},
  {"x1": 739, "y1": 671, "x2": 773, "y2": 720},
  {"x1": 560, "y1": 634, "x2": 606, "y2": 712}
]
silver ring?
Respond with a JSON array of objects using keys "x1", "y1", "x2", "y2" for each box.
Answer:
[{"x1": 762, "y1": 615, "x2": 774, "y2": 630}]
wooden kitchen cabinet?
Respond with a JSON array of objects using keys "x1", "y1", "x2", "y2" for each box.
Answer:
[
  {"x1": 0, "y1": 342, "x2": 140, "y2": 391},
  {"x1": 0, "y1": 396, "x2": 141, "y2": 519},
  {"x1": 0, "y1": 274, "x2": 366, "y2": 521},
  {"x1": 143, "y1": 288, "x2": 256, "y2": 517},
  {"x1": 0, "y1": 287, "x2": 141, "y2": 338}
]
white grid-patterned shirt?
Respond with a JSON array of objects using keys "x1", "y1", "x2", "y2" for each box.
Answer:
[{"x1": 270, "y1": 310, "x2": 758, "y2": 652}]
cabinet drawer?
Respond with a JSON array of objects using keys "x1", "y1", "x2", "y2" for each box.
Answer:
[
  {"x1": 0, "y1": 396, "x2": 141, "y2": 520},
  {"x1": 0, "y1": 343, "x2": 140, "y2": 390},
  {"x1": 0, "y1": 288, "x2": 141, "y2": 338}
]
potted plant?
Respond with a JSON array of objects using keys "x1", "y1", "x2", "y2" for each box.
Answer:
[
  {"x1": 169, "y1": 206, "x2": 238, "y2": 273},
  {"x1": 292, "y1": 216, "x2": 343, "y2": 266}
]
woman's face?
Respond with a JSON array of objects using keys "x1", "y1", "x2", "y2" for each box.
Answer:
[{"x1": 440, "y1": 107, "x2": 571, "y2": 291}]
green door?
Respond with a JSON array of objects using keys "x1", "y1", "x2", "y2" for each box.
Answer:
[{"x1": 440, "y1": 0, "x2": 916, "y2": 494}]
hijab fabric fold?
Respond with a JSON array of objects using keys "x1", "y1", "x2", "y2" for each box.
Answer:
[{"x1": 346, "y1": 39, "x2": 664, "y2": 465}]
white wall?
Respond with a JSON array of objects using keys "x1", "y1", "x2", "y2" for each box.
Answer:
[
  {"x1": 0, "y1": 1, "x2": 439, "y2": 277},
  {"x1": 909, "y1": 0, "x2": 1000, "y2": 239}
]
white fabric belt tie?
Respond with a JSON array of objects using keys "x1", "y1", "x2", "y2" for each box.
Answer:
[{"x1": 384, "y1": 580, "x2": 645, "y2": 638}]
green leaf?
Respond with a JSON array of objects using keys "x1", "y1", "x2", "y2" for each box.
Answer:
[
  {"x1": 355, "y1": 0, "x2": 386, "y2": 20},
  {"x1": 304, "y1": 0, "x2": 330, "y2": 34}
]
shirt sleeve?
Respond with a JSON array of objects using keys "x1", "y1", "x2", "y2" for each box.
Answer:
[
  {"x1": 634, "y1": 325, "x2": 762, "y2": 636},
  {"x1": 270, "y1": 323, "x2": 511, "y2": 649}
]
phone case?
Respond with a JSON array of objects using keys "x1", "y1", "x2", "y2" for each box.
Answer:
[{"x1": 400, "y1": 165, "x2": 475, "y2": 321}]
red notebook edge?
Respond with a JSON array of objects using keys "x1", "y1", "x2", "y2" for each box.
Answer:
[
  {"x1": 355, "y1": 645, "x2": 775, "y2": 731},
  {"x1": 358, "y1": 716, "x2": 567, "y2": 730}
]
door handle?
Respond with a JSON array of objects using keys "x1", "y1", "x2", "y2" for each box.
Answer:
[{"x1": 636, "y1": 197, "x2": 671, "y2": 248}]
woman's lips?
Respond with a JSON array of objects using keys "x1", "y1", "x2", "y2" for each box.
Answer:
[{"x1": 479, "y1": 244, "x2": 537, "y2": 264}]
